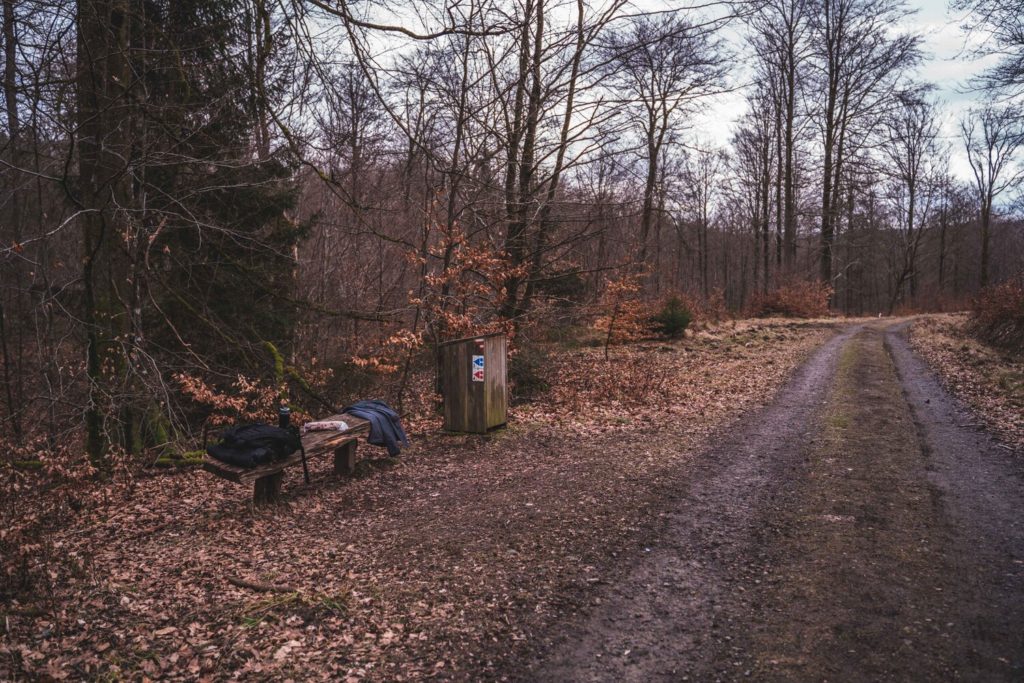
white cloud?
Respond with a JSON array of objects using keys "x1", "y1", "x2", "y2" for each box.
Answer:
[{"x1": 686, "y1": 0, "x2": 997, "y2": 181}]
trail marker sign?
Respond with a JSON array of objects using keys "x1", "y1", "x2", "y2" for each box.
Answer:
[{"x1": 439, "y1": 333, "x2": 508, "y2": 433}]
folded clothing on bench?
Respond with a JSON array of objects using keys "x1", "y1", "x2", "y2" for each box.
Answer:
[
  {"x1": 342, "y1": 400, "x2": 408, "y2": 457},
  {"x1": 301, "y1": 420, "x2": 350, "y2": 434},
  {"x1": 207, "y1": 423, "x2": 301, "y2": 469},
  {"x1": 208, "y1": 444, "x2": 276, "y2": 468}
]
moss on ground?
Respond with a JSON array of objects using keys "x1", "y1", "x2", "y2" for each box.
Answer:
[{"x1": 153, "y1": 450, "x2": 205, "y2": 468}]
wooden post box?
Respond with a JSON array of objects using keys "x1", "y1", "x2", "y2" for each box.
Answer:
[{"x1": 439, "y1": 333, "x2": 508, "y2": 433}]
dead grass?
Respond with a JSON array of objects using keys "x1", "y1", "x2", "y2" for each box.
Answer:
[
  {"x1": 909, "y1": 313, "x2": 1024, "y2": 453},
  {"x1": 1, "y1": 320, "x2": 835, "y2": 681}
]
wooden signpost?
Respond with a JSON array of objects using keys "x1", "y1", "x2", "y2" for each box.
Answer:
[{"x1": 439, "y1": 333, "x2": 508, "y2": 433}]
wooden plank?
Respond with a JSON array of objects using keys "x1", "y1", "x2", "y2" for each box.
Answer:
[
  {"x1": 484, "y1": 335, "x2": 507, "y2": 429},
  {"x1": 438, "y1": 331, "x2": 506, "y2": 347},
  {"x1": 467, "y1": 337, "x2": 487, "y2": 433},
  {"x1": 442, "y1": 341, "x2": 468, "y2": 432},
  {"x1": 253, "y1": 471, "x2": 283, "y2": 505},
  {"x1": 204, "y1": 450, "x2": 301, "y2": 485},
  {"x1": 333, "y1": 438, "x2": 358, "y2": 475},
  {"x1": 300, "y1": 414, "x2": 369, "y2": 455}
]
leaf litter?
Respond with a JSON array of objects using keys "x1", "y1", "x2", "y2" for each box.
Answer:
[
  {"x1": 2, "y1": 320, "x2": 838, "y2": 681},
  {"x1": 909, "y1": 314, "x2": 1023, "y2": 453}
]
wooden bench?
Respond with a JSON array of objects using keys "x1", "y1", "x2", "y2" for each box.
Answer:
[{"x1": 202, "y1": 413, "x2": 370, "y2": 505}]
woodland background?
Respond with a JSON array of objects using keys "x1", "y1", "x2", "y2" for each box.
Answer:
[{"x1": 0, "y1": 0, "x2": 1022, "y2": 476}]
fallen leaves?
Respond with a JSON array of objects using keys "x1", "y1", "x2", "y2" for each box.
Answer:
[
  {"x1": 909, "y1": 314, "x2": 1023, "y2": 452},
  {"x1": 273, "y1": 640, "x2": 302, "y2": 660},
  {"x1": 2, "y1": 319, "x2": 834, "y2": 680}
]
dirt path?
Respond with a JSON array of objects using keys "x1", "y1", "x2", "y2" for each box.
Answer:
[{"x1": 520, "y1": 323, "x2": 1024, "y2": 682}]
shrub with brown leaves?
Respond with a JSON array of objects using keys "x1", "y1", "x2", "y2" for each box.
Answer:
[
  {"x1": 175, "y1": 372, "x2": 284, "y2": 428},
  {"x1": 749, "y1": 280, "x2": 833, "y2": 319},
  {"x1": 691, "y1": 289, "x2": 728, "y2": 322},
  {"x1": 592, "y1": 275, "x2": 652, "y2": 355},
  {"x1": 970, "y1": 279, "x2": 1024, "y2": 354}
]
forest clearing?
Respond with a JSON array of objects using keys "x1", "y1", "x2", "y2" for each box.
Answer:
[
  {"x1": 3, "y1": 0, "x2": 1024, "y2": 678},
  {"x1": 3, "y1": 314, "x2": 1024, "y2": 680},
  {"x1": 4, "y1": 318, "x2": 834, "y2": 679}
]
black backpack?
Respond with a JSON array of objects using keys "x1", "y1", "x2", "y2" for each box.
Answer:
[{"x1": 207, "y1": 423, "x2": 309, "y2": 482}]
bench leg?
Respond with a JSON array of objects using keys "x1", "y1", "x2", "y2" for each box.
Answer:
[
  {"x1": 253, "y1": 471, "x2": 283, "y2": 505},
  {"x1": 333, "y1": 438, "x2": 358, "y2": 476}
]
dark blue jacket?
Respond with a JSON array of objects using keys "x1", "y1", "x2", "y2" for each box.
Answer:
[{"x1": 343, "y1": 400, "x2": 409, "y2": 457}]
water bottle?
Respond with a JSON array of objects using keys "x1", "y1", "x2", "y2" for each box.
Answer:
[{"x1": 278, "y1": 404, "x2": 291, "y2": 429}]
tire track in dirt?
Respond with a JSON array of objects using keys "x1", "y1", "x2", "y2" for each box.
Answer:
[
  {"x1": 885, "y1": 323, "x2": 1024, "y2": 680},
  {"x1": 518, "y1": 323, "x2": 1024, "y2": 682},
  {"x1": 519, "y1": 326, "x2": 861, "y2": 681}
]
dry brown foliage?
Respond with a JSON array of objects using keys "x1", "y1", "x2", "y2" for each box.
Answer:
[
  {"x1": 748, "y1": 280, "x2": 833, "y2": 319},
  {"x1": 910, "y1": 314, "x2": 1023, "y2": 452},
  {"x1": 591, "y1": 274, "x2": 652, "y2": 352},
  {"x1": 411, "y1": 221, "x2": 523, "y2": 344},
  {"x1": 969, "y1": 279, "x2": 1024, "y2": 353},
  {"x1": 175, "y1": 373, "x2": 285, "y2": 428},
  {"x1": 1, "y1": 320, "x2": 834, "y2": 681},
  {"x1": 684, "y1": 289, "x2": 728, "y2": 323}
]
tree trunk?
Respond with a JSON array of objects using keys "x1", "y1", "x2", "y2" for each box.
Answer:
[
  {"x1": 761, "y1": 141, "x2": 771, "y2": 294},
  {"x1": 2, "y1": 0, "x2": 22, "y2": 438},
  {"x1": 501, "y1": 0, "x2": 542, "y2": 318},
  {"x1": 979, "y1": 202, "x2": 990, "y2": 289},
  {"x1": 520, "y1": 0, "x2": 585, "y2": 316},
  {"x1": 820, "y1": 139, "x2": 834, "y2": 287},
  {"x1": 774, "y1": 86, "x2": 784, "y2": 270},
  {"x1": 783, "y1": 46, "x2": 797, "y2": 268},
  {"x1": 937, "y1": 212, "x2": 946, "y2": 293},
  {"x1": 77, "y1": 0, "x2": 134, "y2": 465}
]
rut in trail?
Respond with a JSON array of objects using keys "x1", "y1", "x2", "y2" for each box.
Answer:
[{"x1": 519, "y1": 323, "x2": 1024, "y2": 683}]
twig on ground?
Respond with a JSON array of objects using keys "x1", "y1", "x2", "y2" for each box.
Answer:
[{"x1": 227, "y1": 577, "x2": 296, "y2": 593}]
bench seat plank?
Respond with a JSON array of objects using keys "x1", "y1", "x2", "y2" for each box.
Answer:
[
  {"x1": 299, "y1": 414, "x2": 370, "y2": 456},
  {"x1": 202, "y1": 414, "x2": 370, "y2": 486}
]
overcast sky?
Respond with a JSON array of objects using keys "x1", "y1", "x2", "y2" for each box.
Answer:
[{"x1": 691, "y1": 0, "x2": 995, "y2": 180}]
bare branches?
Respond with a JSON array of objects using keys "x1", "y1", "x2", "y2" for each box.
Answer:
[
  {"x1": 2, "y1": 0, "x2": 1023, "y2": 470},
  {"x1": 303, "y1": 0, "x2": 514, "y2": 40},
  {"x1": 952, "y1": 0, "x2": 1024, "y2": 98},
  {"x1": 960, "y1": 102, "x2": 1024, "y2": 285},
  {"x1": 808, "y1": 0, "x2": 922, "y2": 286}
]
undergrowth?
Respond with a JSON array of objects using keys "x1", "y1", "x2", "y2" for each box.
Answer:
[
  {"x1": 748, "y1": 280, "x2": 833, "y2": 319},
  {"x1": 970, "y1": 279, "x2": 1024, "y2": 354}
]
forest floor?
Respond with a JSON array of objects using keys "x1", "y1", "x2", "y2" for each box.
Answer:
[
  {"x1": 908, "y1": 313, "x2": 1024, "y2": 451},
  {"x1": 3, "y1": 316, "x2": 1022, "y2": 681},
  {"x1": 2, "y1": 318, "x2": 835, "y2": 680}
]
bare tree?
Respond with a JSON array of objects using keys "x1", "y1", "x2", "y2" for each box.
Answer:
[
  {"x1": 1, "y1": 0, "x2": 22, "y2": 439},
  {"x1": 932, "y1": 173, "x2": 974, "y2": 296},
  {"x1": 76, "y1": 0, "x2": 136, "y2": 462},
  {"x1": 881, "y1": 91, "x2": 941, "y2": 312},
  {"x1": 953, "y1": 0, "x2": 1024, "y2": 98},
  {"x1": 602, "y1": 13, "x2": 728, "y2": 280},
  {"x1": 732, "y1": 95, "x2": 775, "y2": 295},
  {"x1": 683, "y1": 145, "x2": 726, "y2": 298},
  {"x1": 750, "y1": 0, "x2": 810, "y2": 270},
  {"x1": 960, "y1": 103, "x2": 1024, "y2": 287},
  {"x1": 808, "y1": 0, "x2": 920, "y2": 292}
]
